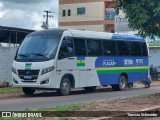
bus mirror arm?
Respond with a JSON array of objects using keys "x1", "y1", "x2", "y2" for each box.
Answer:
[{"x1": 68, "y1": 57, "x2": 75, "y2": 60}]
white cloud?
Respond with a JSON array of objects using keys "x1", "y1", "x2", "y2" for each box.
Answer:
[
  {"x1": 0, "y1": 2, "x2": 4, "y2": 17},
  {"x1": 31, "y1": 12, "x2": 43, "y2": 30},
  {"x1": 0, "y1": 11, "x2": 4, "y2": 17},
  {"x1": 0, "y1": 0, "x2": 58, "y2": 30}
]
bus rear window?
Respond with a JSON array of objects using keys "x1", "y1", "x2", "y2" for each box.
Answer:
[{"x1": 141, "y1": 43, "x2": 148, "y2": 56}]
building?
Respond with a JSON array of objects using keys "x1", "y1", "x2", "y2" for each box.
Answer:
[
  {"x1": 0, "y1": 26, "x2": 34, "y2": 46},
  {"x1": 0, "y1": 26, "x2": 34, "y2": 83},
  {"x1": 59, "y1": 0, "x2": 115, "y2": 32}
]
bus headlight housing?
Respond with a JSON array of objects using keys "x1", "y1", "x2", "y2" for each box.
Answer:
[
  {"x1": 41, "y1": 66, "x2": 54, "y2": 75},
  {"x1": 12, "y1": 67, "x2": 17, "y2": 75}
]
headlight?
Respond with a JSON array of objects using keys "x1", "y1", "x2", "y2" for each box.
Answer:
[
  {"x1": 12, "y1": 67, "x2": 17, "y2": 75},
  {"x1": 41, "y1": 66, "x2": 54, "y2": 75}
]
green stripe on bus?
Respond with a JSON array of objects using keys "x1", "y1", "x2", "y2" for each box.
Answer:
[
  {"x1": 77, "y1": 63, "x2": 85, "y2": 66},
  {"x1": 96, "y1": 66, "x2": 148, "y2": 71},
  {"x1": 77, "y1": 60, "x2": 85, "y2": 64},
  {"x1": 96, "y1": 66, "x2": 148, "y2": 74},
  {"x1": 25, "y1": 65, "x2": 31, "y2": 69},
  {"x1": 97, "y1": 69, "x2": 148, "y2": 74}
]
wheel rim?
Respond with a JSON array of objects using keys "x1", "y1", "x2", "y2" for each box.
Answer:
[
  {"x1": 62, "y1": 82, "x2": 69, "y2": 93},
  {"x1": 120, "y1": 76, "x2": 126, "y2": 89}
]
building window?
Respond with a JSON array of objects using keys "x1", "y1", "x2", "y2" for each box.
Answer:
[
  {"x1": 62, "y1": 10, "x2": 66, "y2": 17},
  {"x1": 68, "y1": 9, "x2": 71, "y2": 16},
  {"x1": 105, "y1": 8, "x2": 115, "y2": 20},
  {"x1": 77, "y1": 7, "x2": 86, "y2": 15}
]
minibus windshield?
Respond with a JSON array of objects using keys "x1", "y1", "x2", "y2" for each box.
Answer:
[{"x1": 15, "y1": 34, "x2": 60, "y2": 62}]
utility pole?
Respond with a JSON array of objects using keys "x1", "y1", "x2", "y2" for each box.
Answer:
[{"x1": 41, "y1": 10, "x2": 54, "y2": 29}]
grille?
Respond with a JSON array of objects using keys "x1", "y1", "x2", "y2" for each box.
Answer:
[{"x1": 18, "y1": 70, "x2": 40, "y2": 82}]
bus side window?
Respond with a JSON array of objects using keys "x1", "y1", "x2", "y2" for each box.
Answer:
[
  {"x1": 116, "y1": 41, "x2": 130, "y2": 56},
  {"x1": 141, "y1": 43, "x2": 148, "y2": 56},
  {"x1": 74, "y1": 38, "x2": 86, "y2": 56},
  {"x1": 129, "y1": 42, "x2": 141, "y2": 56},
  {"x1": 87, "y1": 39, "x2": 103, "y2": 56},
  {"x1": 58, "y1": 37, "x2": 74, "y2": 59},
  {"x1": 103, "y1": 40, "x2": 117, "y2": 56}
]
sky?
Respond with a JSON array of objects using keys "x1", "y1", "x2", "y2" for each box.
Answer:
[{"x1": 0, "y1": 0, "x2": 58, "y2": 30}]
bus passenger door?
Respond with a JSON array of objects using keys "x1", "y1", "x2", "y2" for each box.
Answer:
[
  {"x1": 56, "y1": 37, "x2": 79, "y2": 88},
  {"x1": 74, "y1": 38, "x2": 87, "y2": 87},
  {"x1": 79, "y1": 70, "x2": 87, "y2": 87}
]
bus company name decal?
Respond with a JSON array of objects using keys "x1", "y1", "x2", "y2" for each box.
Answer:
[
  {"x1": 103, "y1": 60, "x2": 116, "y2": 67},
  {"x1": 124, "y1": 59, "x2": 133, "y2": 65}
]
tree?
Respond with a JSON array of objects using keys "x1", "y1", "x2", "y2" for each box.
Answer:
[{"x1": 114, "y1": 0, "x2": 160, "y2": 37}]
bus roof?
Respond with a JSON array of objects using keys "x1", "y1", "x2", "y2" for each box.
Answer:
[
  {"x1": 27, "y1": 28, "x2": 67, "y2": 36},
  {"x1": 112, "y1": 34, "x2": 144, "y2": 41},
  {"x1": 27, "y1": 28, "x2": 145, "y2": 42},
  {"x1": 69, "y1": 29, "x2": 145, "y2": 42}
]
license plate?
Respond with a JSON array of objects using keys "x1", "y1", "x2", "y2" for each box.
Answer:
[{"x1": 24, "y1": 76, "x2": 32, "y2": 80}]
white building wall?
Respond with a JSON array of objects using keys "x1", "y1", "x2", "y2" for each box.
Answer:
[
  {"x1": 59, "y1": 2, "x2": 105, "y2": 22},
  {"x1": 60, "y1": 24, "x2": 105, "y2": 32},
  {"x1": 0, "y1": 46, "x2": 17, "y2": 84},
  {"x1": 149, "y1": 48, "x2": 160, "y2": 67}
]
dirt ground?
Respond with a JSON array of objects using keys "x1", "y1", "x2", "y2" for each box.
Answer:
[
  {"x1": 81, "y1": 93, "x2": 160, "y2": 111},
  {"x1": 67, "y1": 93, "x2": 160, "y2": 120}
]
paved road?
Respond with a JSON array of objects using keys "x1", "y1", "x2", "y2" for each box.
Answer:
[{"x1": 0, "y1": 86, "x2": 160, "y2": 111}]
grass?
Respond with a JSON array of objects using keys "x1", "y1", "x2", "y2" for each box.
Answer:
[
  {"x1": 27, "y1": 104, "x2": 85, "y2": 120},
  {"x1": 35, "y1": 104, "x2": 85, "y2": 111},
  {"x1": 0, "y1": 87, "x2": 22, "y2": 94}
]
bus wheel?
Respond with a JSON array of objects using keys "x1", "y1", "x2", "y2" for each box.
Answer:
[
  {"x1": 84, "y1": 86, "x2": 96, "y2": 92},
  {"x1": 22, "y1": 87, "x2": 35, "y2": 95},
  {"x1": 112, "y1": 75, "x2": 127, "y2": 91},
  {"x1": 119, "y1": 75, "x2": 127, "y2": 91},
  {"x1": 59, "y1": 77, "x2": 71, "y2": 96}
]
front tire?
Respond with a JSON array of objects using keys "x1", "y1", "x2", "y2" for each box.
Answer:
[
  {"x1": 59, "y1": 77, "x2": 71, "y2": 96},
  {"x1": 22, "y1": 87, "x2": 35, "y2": 95}
]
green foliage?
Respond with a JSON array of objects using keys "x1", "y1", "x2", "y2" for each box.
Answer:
[
  {"x1": 0, "y1": 87, "x2": 22, "y2": 94},
  {"x1": 57, "y1": 117, "x2": 71, "y2": 120},
  {"x1": 114, "y1": 0, "x2": 160, "y2": 37},
  {"x1": 36, "y1": 104, "x2": 84, "y2": 111}
]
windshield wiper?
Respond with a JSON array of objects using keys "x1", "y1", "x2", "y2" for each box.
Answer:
[
  {"x1": 17, "y1": 54, "x2": 27, "y2": 57},
  {"x1": 30, "y1": 53, "x2": 48, "y2": 59}
]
